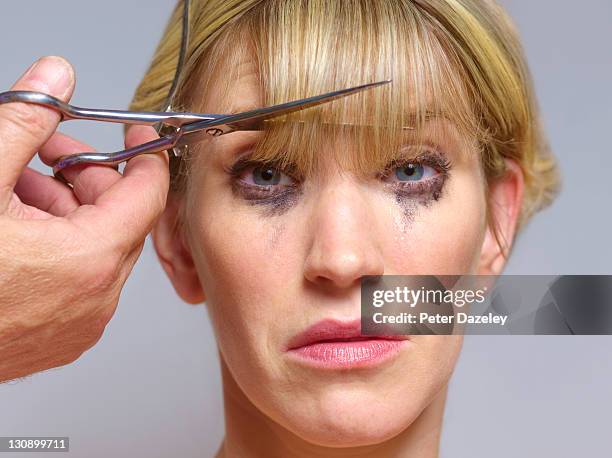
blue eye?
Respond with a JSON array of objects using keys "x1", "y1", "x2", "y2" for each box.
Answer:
[
  {"x1": 239, "y1": 164, "x2": 294, "y2": 187},
  {"x1": 396, "y1": 163, "x2": 423, "y2": 181},
  {"x1": 392, "y1": 163, "x2": 437, "y2": 182},
  {"x1": 253, "y1": 166, "x2": 281, "y2": 185}
]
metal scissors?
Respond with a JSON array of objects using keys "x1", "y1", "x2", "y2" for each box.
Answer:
[
  {"x1": 0, "y1": 0, "x2": 391, "y2": 185},
  {"x1": 0, "y1": 81, "x2": 390, "y2": 184}
]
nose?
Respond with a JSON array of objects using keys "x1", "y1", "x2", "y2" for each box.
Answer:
[{"x1": 303, "y1": 179, "x2": 385, "y2": 289}]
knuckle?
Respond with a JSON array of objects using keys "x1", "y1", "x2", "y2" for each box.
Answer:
[
  {"x1": 88, "y1": 254, "x2": 123, "y2": 293},
  {"x1": 71, "y1": 305, "x2": 115, "y2": 353},
  {"x1": 69, "y1": 247, "x2": 123, "y2": 297},
  {"x1": 57, "y1": 352, "x2": 81, "y2": 367},
  {"x1": 94, "y1": 303, "x2": 117, "y2": 332},
  {"x1": 68, "y1": 312, "x2": 113, "y2": 356},
  {"x1": 93, "y1": 319, "x2": 109, "y2": 341},
  {"x1": 81, "y1": 314, "x2": 113, "y2": 350},
  {"x1": 83, "y1": 322, "x2": 107, "y2": 347}
]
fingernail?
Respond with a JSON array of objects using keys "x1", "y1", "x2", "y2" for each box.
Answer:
[{"x1": 22, "y1": 56, "x2": 73, "y2": 94}]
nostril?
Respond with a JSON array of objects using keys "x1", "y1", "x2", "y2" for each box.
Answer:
[
  {"x1": 307, "y1": 274, "x2": 361, "y2": 290},
  {"x1": 304, "y1": 251, "x2": 384, "y2": 290}
]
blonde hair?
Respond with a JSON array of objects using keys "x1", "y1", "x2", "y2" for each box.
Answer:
[{"x1": 131, "y1": 0, "x2": 560, "y2": 239}]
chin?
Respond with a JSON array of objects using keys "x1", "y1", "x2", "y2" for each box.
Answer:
[{"x1": 276, "y1": 387, "x2": 420, "y2": 447}]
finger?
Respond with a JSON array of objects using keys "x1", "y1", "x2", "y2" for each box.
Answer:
[
  {"x1": 68, "y1": 126, "x2": 169, "y2": 253},
  {"x1": 0, "y1": 56, "x2": 75, "y2": 192},
  {"x1": 13, "y1": 167, "x2": 80, "y2": 216},
  {"x1": 38, "y1": 131, "x2": 89, "y2": 168},
  {"x1": 123, "y1": 125, "x2": 162, "y2": 156},
  {"x1": 39, "y1": 131, "x2": 122, "y2": 205}
]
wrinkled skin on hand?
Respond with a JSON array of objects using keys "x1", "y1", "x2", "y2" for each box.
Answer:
[{"x1": 0, "y1": 56, "x2": 169, "y2": 382}]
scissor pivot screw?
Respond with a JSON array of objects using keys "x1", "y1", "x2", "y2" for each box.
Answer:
[{"x1": 206, "y1": 128, "x2": 224, "y2": 137}]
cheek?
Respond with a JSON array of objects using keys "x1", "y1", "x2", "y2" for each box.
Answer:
[
  {"x1": 384, "y1": 170, "x2": 487, "y2": 274},
  {"x1": 185, "y1": 187, "x2": 301, "y2": 369},
  {"x1": 187, "y1": 170, "x2": 300, "y2": 300},
  {"x1": 194, "y1": 209, "x2": 299, "y2": 307}
]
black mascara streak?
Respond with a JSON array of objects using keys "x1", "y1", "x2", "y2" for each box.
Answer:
[
  {"x1": 392, "y1": 173, "x2": 447, "y2": 223},
  {"x1": 230, "y1": 181, "x2": 302, "y2": 217},
  {"x1": 382, "y1": 148, "x2": 452, "y2": 225}
]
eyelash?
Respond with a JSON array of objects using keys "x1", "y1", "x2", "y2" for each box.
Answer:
[
  {"x1": 225, "y1": 149, "x2": 452, "y2": 207},
  {"x1": 224, "y1": 158, "x2": 302, "y2": 211},
  {"x1": 378, "y1": 150, "x2": 452, "y2": 195}
]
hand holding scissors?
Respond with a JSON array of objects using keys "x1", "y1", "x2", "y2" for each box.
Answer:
[
  {"x1": 0, "y1": 53, "x2": 388, "y2": 383},
  {"x1": 0, "y1": 56, "x2": 168, "y2": 382}
]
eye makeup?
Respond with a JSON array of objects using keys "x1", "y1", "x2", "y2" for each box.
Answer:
[
  {"x1": 225, "y1": 156, "x2": 302, "y2": 216},
  {"x1": 223, "y1": 145, "x2": 453, "y2": 221},
  {"x1": 378, "y1": 148, "x2": 453, "y2": 222}
]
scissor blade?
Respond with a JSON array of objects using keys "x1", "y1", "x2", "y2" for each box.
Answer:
[{"x1": 179, "y1": 79, "x2": 392, "y2": 140}]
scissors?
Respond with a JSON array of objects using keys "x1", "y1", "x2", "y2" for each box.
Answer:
[
  {"x1": 0, "y1": 0, "x2": 390, "y2": 185},
  {"x1": 0, "y1": 81, "x2": 390, "y2": 184}
]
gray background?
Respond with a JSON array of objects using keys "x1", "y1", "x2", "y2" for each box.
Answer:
[{"x1": 0, "y1": 1, "x2": 610, "y2": 457}]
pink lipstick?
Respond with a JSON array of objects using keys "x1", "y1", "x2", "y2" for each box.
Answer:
[{"x1": 285, "y1": 318, "x2": 409, "y2": 369}]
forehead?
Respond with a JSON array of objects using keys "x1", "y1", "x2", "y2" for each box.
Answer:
[{"x1": 197, "y1": 53, "x2": 263, "y2": 114}]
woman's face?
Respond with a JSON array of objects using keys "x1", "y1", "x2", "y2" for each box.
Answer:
[{"x1": 155, "y1": 55, "x2": 515, "y2": 446}]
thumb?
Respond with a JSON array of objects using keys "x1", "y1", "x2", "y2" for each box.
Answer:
[{"x1": 0, "y1": 56, "x2": 75, "y2": 205}]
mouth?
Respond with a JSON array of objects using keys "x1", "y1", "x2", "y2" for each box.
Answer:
[{"x1": 285, "y1": 318, "x2": 409, "y2": 369}]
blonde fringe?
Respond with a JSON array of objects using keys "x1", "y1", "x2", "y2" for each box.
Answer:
[{"x1": 129, "y1": 0, "x2": 560, "y2": 234}]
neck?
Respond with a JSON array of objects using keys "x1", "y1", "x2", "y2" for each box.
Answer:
[{"x1": 215, "y1": 357, "x2": 447, "y2": 458}]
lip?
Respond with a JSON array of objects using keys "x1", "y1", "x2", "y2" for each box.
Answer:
[{"x1": 285, "y1": 318, "x2": 409, "y2": 369}]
